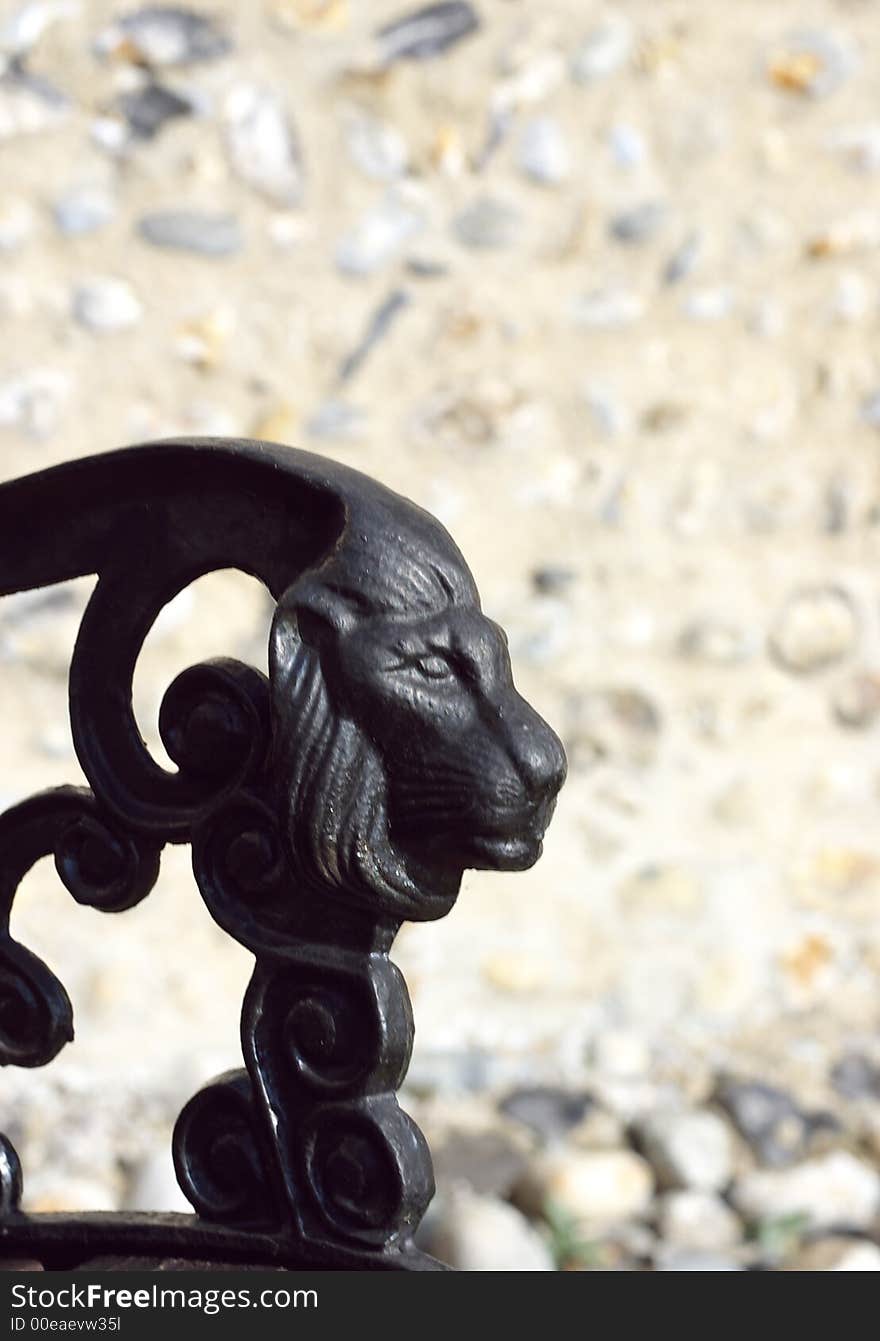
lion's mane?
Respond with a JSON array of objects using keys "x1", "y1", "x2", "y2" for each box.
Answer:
[{"x1": 270, "y1": 609, "x2": 461, "y2": 922}]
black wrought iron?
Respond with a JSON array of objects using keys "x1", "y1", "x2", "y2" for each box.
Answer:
[{"x1": 0, "y1": 439, "x2": 566, "y2": 1270}]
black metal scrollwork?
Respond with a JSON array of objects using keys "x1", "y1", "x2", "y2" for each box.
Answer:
[
  {"x1": 0, "y1": 439, "x2": 566, "y2": 1269},
  {"x1": 0, "y1": 788, "x2": 162, "y2": 1069},
  {"x1": 172, "y1": 1071, "x2": 273, "y2": 1229}
]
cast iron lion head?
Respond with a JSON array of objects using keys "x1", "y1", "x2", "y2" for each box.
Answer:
[
  {"x1": 270, "y1": 491, "x2": 567, "y2": 922},
  {"x1": 0, "y1": 439, "x2": 566, "y2": 925}
]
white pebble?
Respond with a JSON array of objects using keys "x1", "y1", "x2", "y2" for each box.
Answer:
[
  {"x1": 425, "y1": 1188, "x2": 554, "y2": 1271},
  {"x1": 225, "y1": 85, "x2": 303, "y2": 207},
  {"x1": 659, "y1": 1190, "x2": 743, "y2": 1250},
  {"x1": 0, "y1": 197, "x2": 33, "y2": 251},
  {"x1": 682, "y1": 287, "x2": 734, "y2": 321},
  {"x1": 517, "y1": 117, "x2": 570, "y2": 186},
  {"x1": 344, "y1": 110, "x2": 408, "y2": 182},
  {"x1": 572, "y1": 17, "x2": 633, "y2": 84},
  {"x1": 53, "y1": 186, "x2": 115, "y2": 237},
  {"x1": 515, "y1": 1148, "x2": 654, "y2": 1227},
  {"x1": 72, "y1": 277, "x2": 143, "y2": 332},
  {"x1": 0, "y1": 368, "x2": 69, "y2": 438},
  {"x1": 572, "y1": 288, "x2": 644, "y2": 329},
  {"x1": 336, "y1": 198, "x2": 422, "y2": 276},
  {"x1": 608, "y1": 122, "x2": 646, "y2": 169},
  {"x1": 636, "y1": 1109, "x2": 734, "y2": 1192},
  {"x1": 733, "y1": 1151, "x2": 880, "y2": 1231}
]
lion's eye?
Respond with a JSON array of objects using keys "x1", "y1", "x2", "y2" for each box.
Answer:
[{"x1": 412, "y1": 653, "x2": 452, "y2": 680}]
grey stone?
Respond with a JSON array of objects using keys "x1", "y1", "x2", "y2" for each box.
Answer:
[
  {"x1": 610, "y1": 201, "x2": 666, "y2": 245},
  {"x1": 136, "y1": 210, "x2": 242, "y2": 256},
  {"x1": 531, "y1": 566, "x2": 578, "y2": 597},
  {"x1": 830, "y1": 1051, "x2": 880, "y2": 1100},
  {"x1": 823, "y1": 473, "x2": 852, "y2": 530},
  {"x1": 663, "y1": 232, "x2": 702, "y2": 284},
  {"x1": 337, "y1": 288, "x2": 411, "y2": 383},
  {"x1": 716, "y1": 1077, "x2": 812, "y2": 1167},
  {"x1": 430, "y1": 1126, "x2": 530, "y2": 1198},
  {"x1": 376, "y1": 2, "x2": 480, "y2": 65},
  {"x1": 117, "y1": 82, "x2": 193, "y2": 140},
  {"x1": 499, "y1": 1086, "x2": 593, "y2": 1141},
  {"x1": 453, "y1": 196, "x2": 522, "y2": 250},
  {"x1": 94, "y1": 6, "x2": 231, "y2": 67}
]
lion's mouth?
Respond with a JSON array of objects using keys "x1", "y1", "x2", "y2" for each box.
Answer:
[
  {"x1": 393, "y1": 796, "x2": 556, "y2": 875},
  {"x1": 467, "y1": 831, "x2": 544, "y2": 870},
  {"x1": 465, "y1": 796, "x2": 556, "y2": 871}
]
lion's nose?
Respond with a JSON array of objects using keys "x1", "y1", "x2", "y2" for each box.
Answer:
[{"x1": 509, "y1": 701, "x2": 568, "y2": 805}]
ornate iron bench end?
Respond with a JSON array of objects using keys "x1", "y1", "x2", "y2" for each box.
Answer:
[{"x1": 0, "y1": 439, "x2": 566, "y2": 1270}]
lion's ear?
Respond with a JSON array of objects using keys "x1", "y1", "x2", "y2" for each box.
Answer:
[
  {"x1": 293, "y1": 602, "x2": 328, "y2": 650},
  {"x1": 277, "y1": 577, "x2": 370, "y2": 651}
]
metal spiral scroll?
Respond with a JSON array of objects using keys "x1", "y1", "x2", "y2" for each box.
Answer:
[
  {"x1": 0, "y1": 658, "x2": 269, "y2": 1075},
  {"x1": 185, "y1": 795, "x2": 435, "y2": 1257},
  {"x1": 172, "y1": 1070, "x2": 274, "y2": 1229},
  {"x1": 243, "y1": 956, "x2": 434, "y2": 1251},
  {"x1": 0, "y1": 789, "x2": 163, "y2": 1070}
]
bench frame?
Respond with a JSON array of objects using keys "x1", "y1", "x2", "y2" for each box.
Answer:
[{"x1": 0, "y1": 439, "x2": 565, "y2": 1271}]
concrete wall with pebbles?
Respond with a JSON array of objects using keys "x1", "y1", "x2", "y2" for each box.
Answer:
[{"x1": 3, "y1": 0, "x2": 880, "y2": 1237}]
